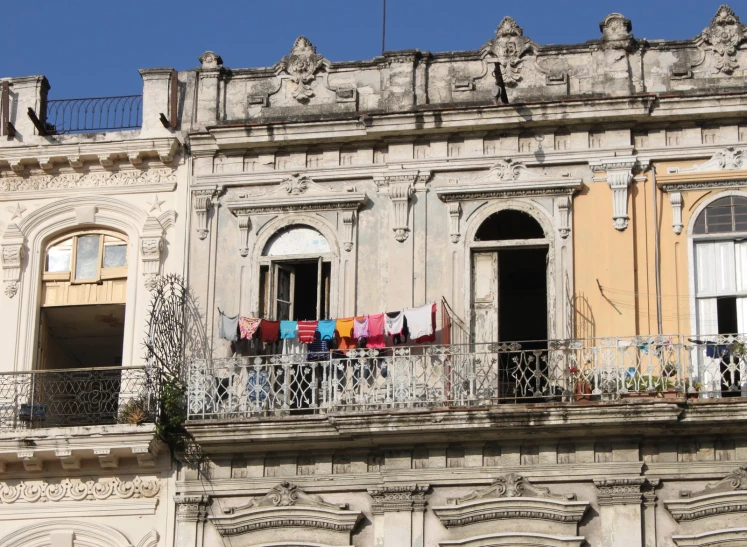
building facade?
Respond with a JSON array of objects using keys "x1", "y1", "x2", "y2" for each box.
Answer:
[{"x1": 2, "y1": 6, "x2": 747, "y2": 546}]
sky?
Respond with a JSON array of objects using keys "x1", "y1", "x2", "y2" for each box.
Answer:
[{"x1": 4, "y1": 0, "x2": 736, "y2": 99}]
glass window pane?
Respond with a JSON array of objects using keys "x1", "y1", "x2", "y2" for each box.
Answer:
[
  {"x1": 46, "y1": 238, "x2": 73, "y2": 273},
  {"x1": 706, "y1": 206, "x2": 733, "y2": 233},
  {"x1": 693, "y1": 213, "x2": 706, "y2": 235},
  {"x1": 103, "y1": 244, "x2": 127, "y2": 268},
  {"x1": 75, "y1": 235, "x2": 100, "y2": 280}
]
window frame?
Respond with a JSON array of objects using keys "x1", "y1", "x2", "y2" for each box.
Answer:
[{"x1": 42, "y1": 229, "x2": 129, "y2": 284}]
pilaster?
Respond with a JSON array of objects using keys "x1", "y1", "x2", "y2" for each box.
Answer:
[
  {"x1": 594, "y1": 478, "x2": 646, "y2": 547},
  {"x1": 589, "y1": 157, "x2": 637, "y2": 231},
  {"x1": 174, "y1": 494, "x2": 210, "y2": 547},
  {"x1": 368, "y1": 484, "x2": 429, "y2": 547}
]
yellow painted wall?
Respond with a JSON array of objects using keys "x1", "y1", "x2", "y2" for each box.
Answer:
[{"x1": 573, "y1": 159, "x2": 747, "y2": 339}]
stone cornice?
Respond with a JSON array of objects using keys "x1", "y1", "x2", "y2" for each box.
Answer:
[
  {"x1": 665, "y1": 491, "x2": 747, "y2": 522},
  {"x1": 433, "y1": 497, "x2": 588, "y2": 527},
  {"x1": 594, "y1": 478, "x2": 646, "y2": 505},
  {"x1": 0, "y1": 476, "x2": 160, "y2": 504},
  {"x1": 435, "y1": 180, "x2": 580, "y2": 202},
  {"x1": 657, "y1": 148, "x2": 747, "y2": 191},
  {"x1": 368, "y1": 483, "x2": 429, "y2": 513},
  {"x1": 0, "y1": 136, "x2": 180, "y2": 174}
]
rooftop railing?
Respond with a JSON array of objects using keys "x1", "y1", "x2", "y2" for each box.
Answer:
[
  {"x1": 186, "y1": 334, "x2": 747, "y2": 421},
  {"x1": 42, "y1": 95, "x2": 143, "y2": 134},
  {"x1": 0, "y1": 366, "x2": 153, "y2": 430}
]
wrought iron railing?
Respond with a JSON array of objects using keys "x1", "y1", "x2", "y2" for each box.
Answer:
[
  {"x1": 0, "y1": 366, "x2": 153, "y2": 430},
  {"x1": 186, "y1": 334, "x2": 747, "y2": 421},
  {"x1": 44, "y1": 95, "x2": 143, "y2": 134}
]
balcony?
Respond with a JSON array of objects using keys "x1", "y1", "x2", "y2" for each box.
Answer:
[
  {"x1": 0, "y1": 366, "x2": 153, "y2": 431},
  {"x1": 185, "y1": 335, "x2": 747, "y2": 422}
]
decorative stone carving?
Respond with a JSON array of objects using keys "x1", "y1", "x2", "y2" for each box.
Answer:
[
  {"x1": 557, "y1": 196, "x2": 571, "y2": 238},
  {"x1": 665, "y1": 467, "x2": 747, "y2": 522},
  {"x1": 374, "y1": 171, "x2": 429, "y2": 242},
  {"x1": 6, "y1": 203, "x2": 26, "y2": 220},
  {"x1": 141, "y1": 216, "x2": 164, "y2": 291},
  {"x1": 437, "y1": 161, "x2": 581, "y2": 203},
  {"x1": 0, "y1": 477, "x2": 160, "y2": 504},
  {"x1": 211, "y1": 482, "x2": 362, "y2": 538},
  {"x1": 342, "y1": 210, "x2": 355, "y2": 251},
  {"x1": 193, "y1": 187, "x2": 219, "y2": 240},
  {"x1": 599, "y1": 13, "x2": 634, "y2": 50},
  {"x1": 175, "y1": 494, "x2": 210, "y2": 522},
  {"x1": 1, "y1": 223, "x2": 24, "y2": 299},
  {"x1": 0, "y1": 168, "x2": 177, "y2": 194},
  {"x1": 670, "y1": 192, "x2": 684, "y2": 235},
  {"x1": 594, "y1": 478, "x2": 646, "y2": 505},
  {"x1": 481, "y1": 17, "x2": 536, "y2": 86},
  {"x1": 589, "y1": 158, "x2": 637, "y2": 230},
  {"x1": 670, "y1": 147, "x2": 746, "y2": 173},
  {"x1": 237, "y1": 213, "x2": 251, "y2": 257},
  {"x1": 697, "y1": 5, "x2": 746, "y2": 75},
  {"x1": 368, "y1": 484, "x2": 429, "y2": 514},
  {"x1": 433, "y1": 474, "x2": 587, "y2": 530},
  {"x1": 135, "y1": 530, "x2": 159, "y2": 547},
  {"x1": 448, "y1": 202, "x2": 462, "y2": 243},
  {"x1": 199, "y1": 51, "x2": 223, "y2": 69},
  {"x1": 275, "y1": 36, "x2": 331, "y2": 102},
  {"x1": 281, "y1": 172, "x2": 310, "y2": 195}
]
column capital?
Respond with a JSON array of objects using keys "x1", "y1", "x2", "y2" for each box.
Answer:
[
  {"x1": 594, "y1": 478, "x2": 646, "y2": 506},
  {"x1": 175, "y1": 494, "x2": 211, "y2": 522},
  {"x1": 368, "y1": 484, "x2": 429, "y2": 514}
]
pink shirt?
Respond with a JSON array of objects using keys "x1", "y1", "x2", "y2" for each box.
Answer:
[{"x1": 367, "y1": 313, "x2": 386, "y2": 348}]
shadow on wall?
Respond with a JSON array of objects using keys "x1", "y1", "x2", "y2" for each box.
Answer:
[{"x1": 574, "y1": 293, "x2": 596, "y2": 341}]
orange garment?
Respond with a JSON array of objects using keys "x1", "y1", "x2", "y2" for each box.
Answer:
[{"x1": 335, "y1": 317, "x2": 355, "y2": 349}]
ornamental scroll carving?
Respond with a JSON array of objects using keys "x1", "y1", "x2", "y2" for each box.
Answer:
[
  {"x1": 276, "y1": 36, "x2": 331, "y2": 102},
  {"x1": 211, "y1": 482, "x2": 362, "y2": 539},
  {"x1": 670, "y1": 147, "x2": 746, "y2": 173},
  {"x1": 481, "y1": 17, "x2": 536, "y2": 86},
  {"x1": 696, "y1": 5, "x2": 746, "y2": 75},
  {"x1": 0, "y1": 169, "x2": 177, "y2": 194},
  {"x1": 589, "y1": 158, "x2": 637, "y2": 231},
  {"x1": 0, "y1": 477, "x2": 160, "y2": 504},
  {"x1": 450, "y1": 473, "x2": 572, "y2": 504},
  {"x1": 141, "y1": 216, "x2": 164, "y2": 291},
  {"x1": 1, "y1": 223, "x2": 24, "y2": 298},
  {"x1": 368, "y1": 484, "x2": 429, "y2": 514},
  {"x1": 374, "y1": 171, "x2": 430, "y2": 243},
  {"x1": 665, "y1": 466, "x2": 747, "y2": 522},
  {"x1": 193, "y1": 187, "x2": 219, "y2": 240}
]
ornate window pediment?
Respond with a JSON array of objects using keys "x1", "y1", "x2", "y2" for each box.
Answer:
[
  {"x1": 210, "y1": 482, "x2": 362, "y2": 544},
  {"x1": 658, "y1": 148, "x2": 747, "y2": 192},
  {"x1": 433, "y1": 474, "x2": 588, "y2": 532},
  {"x1": 665, "y1": 466, "x2": 747, "y2": 523}
]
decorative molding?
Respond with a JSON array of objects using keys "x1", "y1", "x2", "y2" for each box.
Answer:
[
  {"x1": 175, "y1": 494, "x2": 211, "y2": 522},
  {"x1": 593, "y1": 477, "x2": 646, "y2": 505},
  {"x1": 696, "y1": 5, "x2": 746, "y2": 75},
  {"x1": 557, "y1": 196, "x2": 571, "y2": 239},
  {"x1": 439, "y1": 532, "x2": 585, "y2": 547},
  {"x1": 237, "y1": 212, "x2": 251, "y2": 257},
  {"x1": 670, "y1": 147, "x2": 746, "y2": 173},
  {"x1": 373, "y1": 170, "x2": 429, "y2": 242},
  {"x1": 199, "y1": 50, "x2": 223, "y2": 69},
  {"x1": 670, "y1": 192, "x2": 684, "y2": 235},
  {"x1": 368, "y1": 483, "x2": 429, "y2": 514},
  {"x1": 211, "y1": 482, "x2": 361, "y2": 538},
  {"x1": 341, "y1": 211, "x2": 355, "y2": 251},
  {"x1": 436, "y1": 160, "x2": 581, "y2": 203},
  {"x1": 0, "y1": 477, "x2": 160, "y2": 504},
  {"x1": 599, "y1": 13, "x2": 634, "y2": 51},
  {"x1": 275, "y1": 36, "x2": 331, "y2": 102},
  {"x1": 480, "y1": 17, "x2": 536, "y2": 86},
  {"x1": 1, "y1": 223, "x2": 24, "y2": 298},
  {"x1": 193, "y1": 187, "x2": 219, "y2": 240},
  {"x1": 135, "y1": 530, "x2": 159, "y2": 547},
  {"x1": 0, "y1": 168, "x2": 177, "y2": 201},
  {"x1": 448, "y1": 202, "x2": 462, "y2": 243},
  {"x1": 665, "y1": 466, "x2": 747, "y2": 522},
  {"x1": 141, "y1": 216, "x2": 164, "y2": 291},
  {"x1": 0, "y1": 521, "x2": 137, "y2": 547},
  {"x1": 451, "y1": 474, "x2": 573, "y2": 503},
  {"x1": 589, "y1": 157, "x2": 637, "y2": 230},
  {"x1": 672, "y1": 528, "x2": 747, "y2": 547}
]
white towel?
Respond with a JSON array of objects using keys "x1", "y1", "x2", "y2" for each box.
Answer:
[
  {"x1": 385, "y1": 311, "x2": 404, "y2": 336},
  {"x1": 403, "y1": 304, "x2": 433, "y2": 340}
]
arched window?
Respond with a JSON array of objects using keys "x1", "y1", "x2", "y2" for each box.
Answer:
[
  {"x1": 39, "y1": 229, "x2": 129, "y2": 370},
  {"x1": 475, "y1": 210, "x2": 545, "y2": 241},
  {"x1": 259, "y1": 225, "x2": 332, "y2": 321},
  {"x1": 693, "y1": 196, "x2": 747, "y2": 336}
]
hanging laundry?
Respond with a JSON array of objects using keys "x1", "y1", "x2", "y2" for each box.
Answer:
[
  {"x1": 335, "y1": 317, "x2": 355, "y2": 350},
  {"x1": 367, "y1": 313, "x2": 386, "y2": 348},
  {"x1": 414, "y1": 303, "x2": 437, "y2": 344},
  {"x1": 239, "y1": 317, "x2": 261, "y2": 340},
  {"x1": 218, "y1": 309, "x2": 239, "y2": 342},
  {"x1": 354, "y1": 316, "x2": 370, "y2": 339},
  {"x1": 385, "y1": 311, "x2": 404, "y2": 336},
  {"x1": 317, "y1": 319, "x2": 337, "y2": 341},
  {"x1": 404, "y1": 303, "x2": 435, "y2": 340},
  {"x1": 259, "y1": 320, "x2": 280, "y2": 344},
  {"x1": 297, "y1": 320, "x2": 319, "y2": 344},
  {"x1": 280, "y1": 320, "x2": 298, "y2": 340}
]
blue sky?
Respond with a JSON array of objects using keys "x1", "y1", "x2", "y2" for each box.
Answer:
[{"x1": 5, "y1": 0, "x2": 735, "y2": 98}]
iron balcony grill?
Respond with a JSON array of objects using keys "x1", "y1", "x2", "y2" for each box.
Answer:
[{"x1": 44, "y1": 95, "x2": 143, "y2": 134}]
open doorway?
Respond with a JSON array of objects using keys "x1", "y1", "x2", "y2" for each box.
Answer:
[
  {"x1": 498, "y1": 248, "x2": 548, "y2": 345},
  {"x1": 259, "y1": 260, "x2": 332, "y2": 321}
]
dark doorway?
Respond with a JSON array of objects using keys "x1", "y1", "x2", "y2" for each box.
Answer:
[{"x1": 498, "y1": 248, "x2": 548, "y2": 345}]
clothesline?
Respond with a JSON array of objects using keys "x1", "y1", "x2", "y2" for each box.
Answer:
[{"x1": 217, "y1": 303, "x2": 437, "y2": 347}]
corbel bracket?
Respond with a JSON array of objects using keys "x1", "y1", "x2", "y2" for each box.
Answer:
[
  {"x1": 193, "y1": 186, "x2": 220, "y2": 240},
  {"x1": 373, "y1": 170, "x2": 430, "y2": 242},
  {"x1": 589, "y1": 157, "x2": 637, "y2": 231}
]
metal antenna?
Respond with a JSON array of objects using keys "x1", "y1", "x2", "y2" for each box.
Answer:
[{"x1": 381, "y1": 0, "x2": 387, "y2": 55}]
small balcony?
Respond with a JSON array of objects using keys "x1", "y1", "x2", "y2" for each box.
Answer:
[
  {"x1": 185, "y1": 335, "x2": 747, "y2": 422},
  {"x1": 0, "y1": 366, "x2": 153, "y2": 431}
]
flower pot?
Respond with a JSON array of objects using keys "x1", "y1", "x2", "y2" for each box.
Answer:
[{"x1": 574, "y1": 381, "x2": 592, "y2": 401}]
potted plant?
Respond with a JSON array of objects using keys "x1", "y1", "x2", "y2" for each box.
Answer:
[{"x1": 570, "y1": 367, "x2": 592, "y2": 402}]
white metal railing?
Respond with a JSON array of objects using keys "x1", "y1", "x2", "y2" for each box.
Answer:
[{"x1": 185, "y1": 335, "x2": 747, "y2": 421}]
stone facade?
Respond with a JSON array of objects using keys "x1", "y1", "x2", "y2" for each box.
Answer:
[{"x1": 1, "y1": 6, "x2": 747, "y2": 546}]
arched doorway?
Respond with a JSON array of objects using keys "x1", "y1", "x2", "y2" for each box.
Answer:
[
  {"x1": 471, "y1": 209, "x2": 549, "y2": 346},
  {"x1": 258, "y1": 224, "x2": 333, "y2": 321}
]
